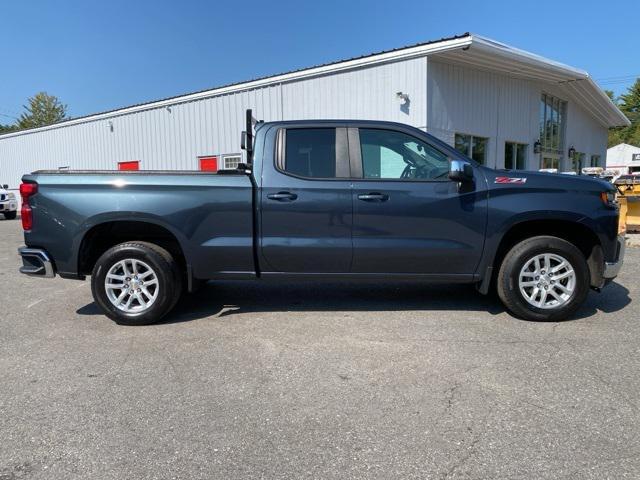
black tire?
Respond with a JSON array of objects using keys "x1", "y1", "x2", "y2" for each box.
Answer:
[
  {"x1": 4, "y1": 211, "x2": 17, "y2": 220},
  {"x1": 497, "y1": 236, "x2": 590, "y2": 321},
  {"x1": 91, "y1": 242, "x2": 182, "y2": 325}
]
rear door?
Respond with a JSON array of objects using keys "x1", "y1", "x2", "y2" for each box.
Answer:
[
  {"x1": 349, "y1": 126, "x2": 487, "y2": 276},
  {"x1": 259, "y1": 126, "x2": 353, "y2": 273}
]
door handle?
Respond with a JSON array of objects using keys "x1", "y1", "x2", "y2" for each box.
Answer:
[
  {"x1": 357, "y1": 192, "x2": 389, "y2": 202},
  {"x1": 267, "y1": 191, "x2": 298, "y2": 201}
]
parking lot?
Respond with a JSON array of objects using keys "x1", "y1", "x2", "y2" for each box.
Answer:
[{"x1": 0, "y1": 217, "x2": 639, "y2": 479}]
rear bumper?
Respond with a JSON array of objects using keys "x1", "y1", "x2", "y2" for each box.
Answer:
[
  {"x1": 18, "y1": 247, "x2": 55, "y2": 278},
  {"x1": 603, "y1": 235, "x2": 625, "y2": 279}
]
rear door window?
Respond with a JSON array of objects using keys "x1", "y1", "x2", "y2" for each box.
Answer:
[{"x1": 283, "y1": 128, "x2": 336, "y2": 178}]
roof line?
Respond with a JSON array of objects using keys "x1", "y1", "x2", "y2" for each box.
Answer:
[{"x1": 0, "y1": 33, "x2": 473, "y2": 139}]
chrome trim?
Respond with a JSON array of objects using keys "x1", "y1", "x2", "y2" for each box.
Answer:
[
  {"x1": 603, "y1": 235, "x2": 625, "y2": 279},
  {"x1": 18, "y1": 247, "x2": 55, "y2": 278}
]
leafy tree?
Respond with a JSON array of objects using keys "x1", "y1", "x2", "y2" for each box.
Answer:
[
  {"x1": 17, "y1": 92, "x2": 67, "y2": 129},
  {"x1": 608, "y1": 79, "x2": 640, "y2": 148},
  {"x1": 0, "y1": 123, "x2": 17, "y2": 134}
]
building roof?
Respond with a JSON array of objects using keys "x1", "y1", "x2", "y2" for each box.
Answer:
[{"x1": 0, "y1": 33, "x2": 629, "y2": 139}]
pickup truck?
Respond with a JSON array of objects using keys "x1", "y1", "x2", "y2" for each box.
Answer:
[
  {"x1": 18, "y1": 114, "x2": 625, "y2": 325},
  {"x1": 0, "y1": 183, "x2": 18, "y2": 219}
]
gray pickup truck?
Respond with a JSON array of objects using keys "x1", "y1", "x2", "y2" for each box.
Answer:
[{"x1": 18, "y1": 112, "x2": 625, "y2": 325}]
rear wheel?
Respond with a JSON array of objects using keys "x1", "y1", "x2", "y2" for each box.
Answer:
[
  {"x1": 4, "y1": 211, "x2": 17, "y2": 220},
  {"x1": 497, "y1": 236, "x2": 590, "y2": 321},
  {"x1": 91, "y1": 242, "x2": 182, "y2": 325}
]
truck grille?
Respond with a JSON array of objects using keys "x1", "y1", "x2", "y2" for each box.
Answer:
[{"x1": 0, "y1": 194, "x2": 5, "y2": 201}]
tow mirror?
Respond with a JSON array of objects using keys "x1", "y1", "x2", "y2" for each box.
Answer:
[{"x1": 449, "y1": 160, "x2": 474, "y2": 182}]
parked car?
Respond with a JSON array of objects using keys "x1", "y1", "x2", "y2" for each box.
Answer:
[
  {"x1": 17, "y1": 113, "x2": 625, "y2": 325},
  {"x1": 0, "y1": 184, "x2": 17, "y2": 219}
]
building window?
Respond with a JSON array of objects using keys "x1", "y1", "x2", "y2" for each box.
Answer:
[
  {"x1": 199, "y1": 156, "x2": 218, "y2": 172},
  {"x1": 505, "y1": 142, "x2": 527, "y2": 170},
  {"x1": 118, "y1": 161, "x2": 139, "y2": 171},
  {"x1": 541, "y1": 156, "x2": 560, "y2": 170},
  {"x1": 539, "y1": 93, "x2": 567, "y2": 169},
  {"x1": 455, "y1": 133, "x2": 488, "y2": 164},
  {"x1": 222, "y1": 154, "x2": 242, "y2": 170},
  {"x1": 590, "y1": 155, "x2": 601, "y2": 167}
]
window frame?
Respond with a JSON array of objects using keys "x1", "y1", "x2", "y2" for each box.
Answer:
[
  {"x1": 454, "y1": 133, "x2": 489, "y2": 165},
  {"x1": 221, "y1": 154, "x2": 242, "y2": 170},
  {"x1": 275, "y1": 127, "x2": 350, "y2": 181},
  {"x1": 351, "y1": 127, "x2": 453, "y2": 183},
  {"x1": 504, "y1": 141, "x2": 528, "y2": 170}
]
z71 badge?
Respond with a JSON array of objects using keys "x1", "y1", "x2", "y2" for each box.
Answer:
[{"x1": 495, "y1": 177, "x2": 527, "y2": 184}]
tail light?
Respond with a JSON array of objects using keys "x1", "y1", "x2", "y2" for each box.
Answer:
[{"x1": 20, "y1": 182, "x2": 38, "y2": 231}]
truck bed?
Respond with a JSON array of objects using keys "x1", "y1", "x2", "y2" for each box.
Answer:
[{"x1": 22, "y1": 170, "x2": 255, "y2": 279}]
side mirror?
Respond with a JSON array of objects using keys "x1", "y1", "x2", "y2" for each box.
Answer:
[
  {"x1": 449, "y1": 160, "x2": 474, "y2": 182},
  {"x1": 2, "y1": 184, "x2": 8, "y2": 189}
]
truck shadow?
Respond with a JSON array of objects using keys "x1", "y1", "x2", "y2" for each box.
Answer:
[{"x1": 77, "y1": 280, "x2": 631, "y2": 324}]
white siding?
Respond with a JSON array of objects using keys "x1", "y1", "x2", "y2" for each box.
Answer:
[
  {"x1": 0, "y1": 53, "x2": 610, "y2": 191},
  {"x1": 426, "y1": 59, "x2": 607, "y2": 170},
  {"x1": 282, "y1": 57, "x2": 426, "y2": 126},
  {"x1": 0, "y1": 58, "x2": 426, "y2": 191}
]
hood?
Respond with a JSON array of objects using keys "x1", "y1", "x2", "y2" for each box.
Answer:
[{"x1": 481, "y1": 167, "x2": 615, "y2": 193}]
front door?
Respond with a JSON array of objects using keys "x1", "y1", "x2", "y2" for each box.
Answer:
[
  {"x1": 260, "y1": 126, "x2": 353, "y2": 273},
  {"x1": 350, "y1": 127, "x2": 487, "y2": 275}
]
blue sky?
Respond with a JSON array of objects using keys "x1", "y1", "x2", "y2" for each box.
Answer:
[{"x1": 1, "y1": 0, "x2": 638, "y2": 121}]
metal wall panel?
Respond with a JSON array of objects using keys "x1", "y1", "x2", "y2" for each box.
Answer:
[
  {"x1": 281, "y1": 57, "x2": 427, "y2": 127},
  {"x1": 0, "y1": 59, "x2": 425, "y2": 191},
  {"x1": 0, "y1": 54, "x2": 608, "y2": 194},
  {"x1": 426, "y1": 59, "x2": 607, "y2": 170}
]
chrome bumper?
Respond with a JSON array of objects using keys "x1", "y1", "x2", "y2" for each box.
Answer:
[
  {"x1": 18, "y1": 247, "x2": 55, "y2": 278},
  {"x1": 603, "y1": 235, "x2": 625, "y2": 279}
]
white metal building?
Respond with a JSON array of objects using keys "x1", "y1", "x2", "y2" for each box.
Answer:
[
  {"x1": 606, "y1": 143, "x2": 640, "y2": 176},
  {"x1": 0, "y1": 33, "x2": 629, "y2": 191}
]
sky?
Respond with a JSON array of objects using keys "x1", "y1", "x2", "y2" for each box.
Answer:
[{"x1": 1, "y1": 0, "x2": 638, "y2": 122}]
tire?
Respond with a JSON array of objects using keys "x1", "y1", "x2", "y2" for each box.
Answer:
[
  {"x1": 497, "y1": 236, "x2": 590, "y2": 321},
  {"x1": 91, "y1": 242, "x2": 182, "y2": 325},
  {"x1": 4, "y1": 211, "x2": 17, "y2": 220}
]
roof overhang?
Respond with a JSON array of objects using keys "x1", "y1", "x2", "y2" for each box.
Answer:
[
  {"x1": 433, "y1": 34, "x2": 630, "y2": 128},
  {"x1": 0, "y1": 32, "x2": 629, "y2": 139}
]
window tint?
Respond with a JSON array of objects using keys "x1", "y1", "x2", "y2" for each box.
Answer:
[
  {"x1": 359, "y1": 129, "x2": 449, "y2": 181},
  {"x1": 284, "y1": 128, "x2": 336, "y2": 178}
]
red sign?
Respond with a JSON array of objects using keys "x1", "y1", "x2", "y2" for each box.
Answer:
[
  {"x1": 199, "y1": 156, "x2": 218, "y2": 172},
  {"x1": 118, "y1": 161, "x2": 139, "y2": 171}
]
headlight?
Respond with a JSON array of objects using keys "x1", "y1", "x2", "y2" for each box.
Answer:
[
  {"x1": 600, "y1": 191, "x2": 617, "y2": 208},
  {"x1": 7, "y1": 192, "x2": 15, "y2": 200}
]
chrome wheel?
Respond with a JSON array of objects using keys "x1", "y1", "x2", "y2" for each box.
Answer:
[
  {"x1": 104, "y1": 259, "x2": 159, "y2": 313},
  {"x1": 518, "y1": 253, "x2": 576, "y2": 310}
]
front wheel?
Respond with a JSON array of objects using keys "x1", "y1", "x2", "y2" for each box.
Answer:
[
  {"x1": 3, "y1": 211, "x2": 17, "y2": 220},
  {"x1": 91, "y1": 242, "x2": 182, "y2": 325},
  {"x1": 497, "y1": 236, "x2": 590, "y2": 321}
]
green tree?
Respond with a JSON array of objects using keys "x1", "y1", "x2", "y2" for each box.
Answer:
[
  {"x1": 0, "y1": 123, "x2": 17, "y2": 134},
  {"x1": 608, "y1": 79, "x2": 640, "y2": 148},
  {"x1": 17, "y1": 92, "x2": 67, "y2": 129}
]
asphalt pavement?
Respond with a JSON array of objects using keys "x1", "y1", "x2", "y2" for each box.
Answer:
[{"x1": 1, "y1": 217, "x2": 639, "y2": 479}]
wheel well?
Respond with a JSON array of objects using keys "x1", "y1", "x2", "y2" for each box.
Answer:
[
  {"x1": 493, "y1": 219, "x2": 604, "y2": 287},
  {"x1": 78, "y1": 221, "x2": 187, "y2": 277}
]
